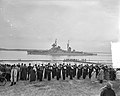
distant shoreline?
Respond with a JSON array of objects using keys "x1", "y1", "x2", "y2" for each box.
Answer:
[
  {"x1": 0, "y1": 59, "x2": 112, "y2": 65},
  {"x1": 0, "y1": 59, "x2": 60, "y2": 62},
  {"x1": 0, "y1": 48, "x2": 111, "y2": 54}
]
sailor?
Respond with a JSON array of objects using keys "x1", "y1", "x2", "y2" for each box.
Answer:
[{"x1": 10, "y1": 64, "x2": 18, "y2": 86}]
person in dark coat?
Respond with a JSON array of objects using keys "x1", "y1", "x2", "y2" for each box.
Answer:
[
  {"x1": 27, "y1": 63, "x2": 32, "y2": 80},
  {"x1": 69, "y1": 66, "x2": 73, "y2": 80},
  {"x1": 86, "y1": 64, "x2": 89, "y2": 76},
  {"x1": 44, "y1": 65, "x2": 48, "y2": 79},
  {"x1": 52, "y1": 64, "x2": 56, "y2": 79},
  {"x1": 5, "y1": 65, "x2": 11, "y2": 81},
  {"x1": 109, "y1": 68, "x2": 116, "y2": 81},
  {"x1": 58, "y1": 64, "x2": 61, "y2": 79},
  {"x1": 56, "y1": 67, "x2": 60, "y2": 80},
  {"x1": 41, "y1": 64, "x2": 44, "y2": 81},
  {"x1": 77, "y1": 64, "x2": 83, "y2": 79},
  {"x1": 30, "y1": 66, "x2": 36, "y2": 82},
  {"x1": 100, "y1": 82, "x2": 116, "y2": 96},
  {"x1": 68, "y1": 64, "x2": 71, "y2": 76},
  {"x1": 112, "y1": 69, "x2": 116, "y2": 80},
  {"x1": 73, "y1": 64, "x2": 77, "y2": 78},
  {"x1": 66, "y1": 64, "x2": 69, "y2": 77},
  {"x1": 20, "y1": 63, "x2": 24, "y2": 80},
  {"x1": 47, "y1": 63, "x2": 52, "y2": 81},
  {"x1": 22, "y1": 64, "x2": 27, "y2": 80},
  {"x1": 62, "y1": 64, "x2": 66, "y2": 80},
  {"x1": 37, "y1": 65, "x2": 40, "y2": 80},
  {"x1": 89, "y1": 65, "x2": 93, "y2": 79},
  {"x1": 39, "y1": 66, "x2": 43, "y2": 81},
  {"x1": 83, "y1": 66, "x2": 87, "y2": 79},
  {"x1": 95, "y1": 65, "x2": 100, "y2": 78},
  {"x1": 16, "y1": 64, "x2": 20, "y2": 81}
]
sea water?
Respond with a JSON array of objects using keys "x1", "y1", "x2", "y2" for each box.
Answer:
[{"x1": 0, "y1": 51, "x2": 112, "y2": 65}]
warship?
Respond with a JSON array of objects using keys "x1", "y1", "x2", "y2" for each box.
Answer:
[{"x1": 27, "y1": 39, "x2": 97, "y2": 56}]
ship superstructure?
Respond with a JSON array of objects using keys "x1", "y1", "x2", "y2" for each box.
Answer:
[
  {"x1": 0, "y1": 39, "x2": 97, "y2": 56},
  {"x1": 27, "y1": 39, "x2": 97, "y2": 56}
]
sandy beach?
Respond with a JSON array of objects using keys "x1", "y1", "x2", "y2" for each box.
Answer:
[{"x1": 0, "y1": 77, "x2": 120, "y2": 96}]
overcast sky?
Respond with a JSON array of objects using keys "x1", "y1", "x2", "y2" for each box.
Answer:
[{"x1": 0, "y1": 0, "x2": 119, "y2": 52}]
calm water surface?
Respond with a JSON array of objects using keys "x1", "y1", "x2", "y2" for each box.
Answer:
[{"x1": 0, "y1": 51, "x2": 112, "y2": 65}]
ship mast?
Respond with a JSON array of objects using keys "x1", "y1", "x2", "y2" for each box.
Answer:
[
  {"x1": 55, "y1": 39, "x2": 57, "y2": 46},
  {"x1": 67, "y1": 40, "x2": 69, "y2": 50},
  {"x1": 52, "y1": 39, "x2": 57, "y2": 48}
]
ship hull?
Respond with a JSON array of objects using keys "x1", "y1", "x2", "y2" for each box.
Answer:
[{"x1": 27, "y1": 51, "x2": 97, "y2": 56}]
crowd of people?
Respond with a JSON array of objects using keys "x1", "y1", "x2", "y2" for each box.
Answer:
[{"x1": 0, "y1": 62, "x2": 118, "y2": 86}]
